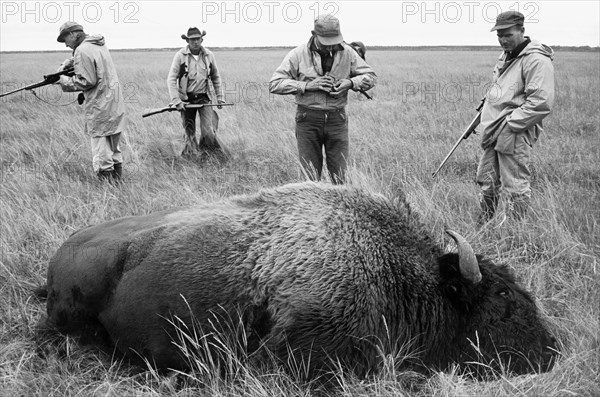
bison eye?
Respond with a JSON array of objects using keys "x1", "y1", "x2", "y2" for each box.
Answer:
[{"x1": 497, "y1": 289, "x2": 513, "y2": 318}]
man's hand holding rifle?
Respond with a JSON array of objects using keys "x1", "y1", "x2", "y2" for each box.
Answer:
[{"x1": 57, "y1": 57, "x2": 74, "y2": 74}]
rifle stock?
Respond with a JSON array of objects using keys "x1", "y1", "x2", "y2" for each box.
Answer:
[
  {"x1": 0, "y1": 67, "x2": 74, "y2": 98},
  {"x1": 432, "y1": 98, "x2": 485, "y2": 178},
  {"x1": 142, "y1": 103, "x2": 233, "y2": 118}
]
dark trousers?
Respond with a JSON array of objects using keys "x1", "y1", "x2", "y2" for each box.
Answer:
[
  {"x1": 294, "y1": 106, "x2": 348, "y2": 184},
  {"x1": 181, "y1": 93, "x2": 217, "y2": 155}
]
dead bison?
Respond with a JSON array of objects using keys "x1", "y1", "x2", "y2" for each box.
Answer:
[{"x1": 41, "y1": 182, "x2": 557, "y2": 377}]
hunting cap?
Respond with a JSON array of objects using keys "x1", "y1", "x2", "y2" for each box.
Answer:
[
  {"x1": 57, "y1": 21, "x2": 84, "y2": 42},
  {"x1": 312, "y1": 15, "x2": 343, "y2": 45},
  {"x1": 181, "y1": 27, "x2": 206, "y2": 40},
  {"x1": 490, "y1": 11, "x2": 525, "y2": 31}
]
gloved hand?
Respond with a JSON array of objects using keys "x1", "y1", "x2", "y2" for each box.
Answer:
[{"x1": 217, "y1": 99, "x2": 226, "y2": 109}]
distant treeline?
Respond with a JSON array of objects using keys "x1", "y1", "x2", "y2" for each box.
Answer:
[
  {"x1": 2, "y1": 45, "x2": 598, "y2": 54},
  {"x1": 366, "y1": 45, "x2": 600, "y2": 52},
  {"x1": 117, "y1": 45, "x2": 600, "y2": 52}
]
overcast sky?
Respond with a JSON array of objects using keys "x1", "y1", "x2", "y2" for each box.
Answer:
[{"x1": 1, "y1": 1, "x2": 599, "y2": 51}]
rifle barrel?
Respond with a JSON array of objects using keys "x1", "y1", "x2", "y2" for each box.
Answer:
[
  {"x1": 0, "y1": 80, "x2": 50, "y2": 98},
  {"x1": 431, "y1": 111, "x2": 481, "y2": 178},
  {"x1": 0, "y1": 86, "x2": 27, "y2": 98},
  {"x1": 142, "y1": 103, "x2": 234, "y2": 118},
  {"x1": 0, "y1": 67, "x2": 74, "y2": 98}
]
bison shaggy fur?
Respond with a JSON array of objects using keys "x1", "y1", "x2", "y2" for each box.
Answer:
[{"x1": 42, "y1": 182, "x2": 558, "y2": 377}]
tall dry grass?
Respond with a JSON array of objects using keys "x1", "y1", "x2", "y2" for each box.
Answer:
[{"x1": 1, "y1": 49, "x2": 598, "y2": 396}]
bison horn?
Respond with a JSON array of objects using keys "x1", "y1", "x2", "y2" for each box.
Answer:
[{"x1": 445, "y1": 229, "x2": 482, "y2": 284}]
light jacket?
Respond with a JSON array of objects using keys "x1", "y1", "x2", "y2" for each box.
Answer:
[
  {"x1": 479, "y1": 38, "x2": 555, "y2": 153},
  {"x1": 59, "y1": 35, "x2": 126, "y2": 137},
  {"x1": 269, "y1": 41, "x2": 376, "y2": 110},
  {"x1": 167, "y1": 46, "x2": 224, "y2": 105}
]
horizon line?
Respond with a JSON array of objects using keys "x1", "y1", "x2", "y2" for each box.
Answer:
[{"x1": 1, "y1": 44, "x2": 599, "y2": 54}]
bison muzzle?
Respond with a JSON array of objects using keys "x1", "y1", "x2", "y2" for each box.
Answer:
[{"x1": 41, "y1": 182, "x2": 558, "y2": 378}]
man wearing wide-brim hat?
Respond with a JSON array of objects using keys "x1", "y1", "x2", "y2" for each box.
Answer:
[
  {"x1": 55, "y1": 21, "x2": 127, "y2": 184},
  {"x1": 475, "y1": 11, "x2": 555, "y2": 225},
  {"x1": 269, "y1": 15, "x2": 376, "y2": 184},
  {"x1": 167, "y1": 27, "x2": 226, "y2": 160}
]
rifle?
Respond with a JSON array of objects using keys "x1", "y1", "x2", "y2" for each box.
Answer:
[
  {"x1": 431, "y1": 98, "x2": 486, "y2": 178},
  {"x1": 0, "y1": 67, "x2": 74, "y2": 98},
  {"x1": 142, "y1": 103, "x2": 234, "y2": 118}
]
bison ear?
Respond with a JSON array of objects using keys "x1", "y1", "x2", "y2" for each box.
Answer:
[{"x1": 439, "y1": 253, "x2": 479, "y2": 311}]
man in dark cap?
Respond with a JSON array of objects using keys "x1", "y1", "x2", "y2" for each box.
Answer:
[
  {"x1": 56, "y1": 21, "x2": 126, "y2": 183},
  {"x1": 269, "y1": 15, "x2": 376, "y2": 184},
  {"x1": 167, "y1": 27, "x2": 226, "y2": 159},
  {"x1": 475, "y1": 11, "x2": 555, "y2": 224}
]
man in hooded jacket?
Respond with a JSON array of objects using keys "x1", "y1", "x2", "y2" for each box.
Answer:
[
  {"x1": 56, "y1": 21, "x2": 127, "y2": 183},
  {"x1": 476, "y1": 11, "x2": 555, "y2": 224}
]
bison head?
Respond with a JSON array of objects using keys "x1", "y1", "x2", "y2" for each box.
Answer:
[{"x1": 434, "y1": 230, "x2": 558, "y2": 376}]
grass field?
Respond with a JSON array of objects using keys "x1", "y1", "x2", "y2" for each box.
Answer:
[{"x1": 1, "y1": 48, "x2": 599, "y2": 396}]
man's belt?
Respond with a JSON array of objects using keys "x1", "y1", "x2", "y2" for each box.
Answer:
[
  {"x1": 297, "y1": 105, "x2": 345, "y2": 113},
  {"x1": 187, "y1": 92, "x2": 209, "y2": 101}
]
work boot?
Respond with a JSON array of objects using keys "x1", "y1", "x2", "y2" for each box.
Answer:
[
  {"x1": 477, "y1": 194, "x2": 498, "y2": 227},
  {"x1": 510, "y1": 196, "x2": 530, "y2": 221},
  {"x1": 112, "y1": 163, "x2": 123, "y2": 184}
]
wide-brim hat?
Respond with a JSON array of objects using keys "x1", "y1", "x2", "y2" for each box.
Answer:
[
  {"x1": 490, "y1": 11, "x2": 525, "y2": 31},
  {"x1": 57, "y1": 21, "x2": 84, "y2": 42},
  {"x1": 312, "y1": 15, "x2": 343, "y2": 45},
  {"x1": 181, "y1": 27, "x2": 206, "y2": 40}
]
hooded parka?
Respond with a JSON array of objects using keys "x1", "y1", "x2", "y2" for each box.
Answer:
[
  {"x1": 60, "y1": 34, "x2": 127, "y2": 138},
  {"x1": 479, "y1": 38, "x2": 555, "y2": 153}
]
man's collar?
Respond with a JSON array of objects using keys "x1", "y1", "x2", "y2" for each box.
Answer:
[
  {"x1": 506, "y1": 36, "x2": 531, "y2": 60},
  {"x1": 184, "y1": 45, "x2": 206, "y2": 55},
  {"x1": 71, "y1": 34, "x2": 86, "y2": 51}
]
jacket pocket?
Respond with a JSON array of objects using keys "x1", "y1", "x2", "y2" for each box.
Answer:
[{"x1": 494, "y1": 129, "x2": 516, "y2": 154}]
